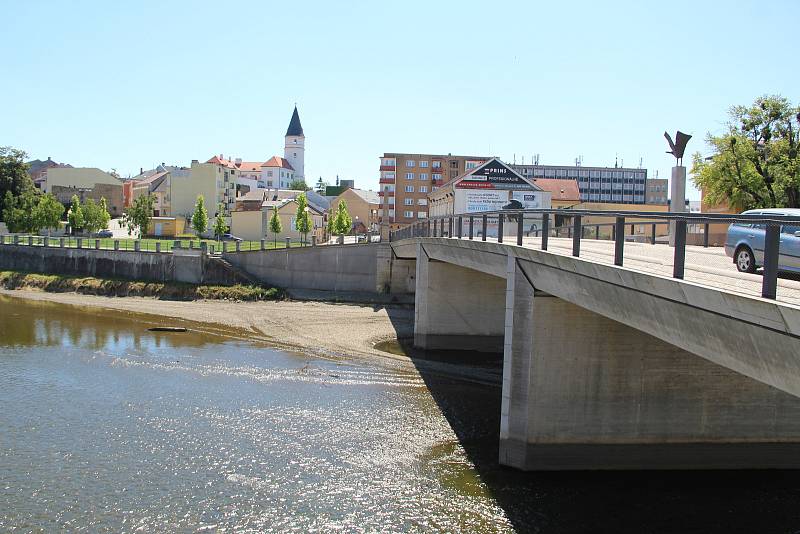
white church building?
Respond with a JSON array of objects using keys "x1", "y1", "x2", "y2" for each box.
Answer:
[{"x1": 206, "y1": 106, "x2": 306, "y2": 190}]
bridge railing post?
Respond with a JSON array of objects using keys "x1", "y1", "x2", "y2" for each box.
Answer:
[
  {"x1": 673, "y1": 219, "x2": 687, "y2": 279},
  {"x1": 614, "y1": 216, "x2": 625, "y2": 266},
  {"x1": 541, "y1": 213, "x2": 549, "y2": 250},
  {"x1": 448, "y1": 217, "x2": 453, "y2": 238},
  {"x1": 703, "y1": 222, "x2": 710, "y2": 248},
  {"x1": 651, "y1": 223, "x2": 656, "y2": 245},
  {"x1": 469, "y1": 216, "x2": 474, "y2": 240},
  {"x1": 762, "y1": 223, "x2": 780, "y2": 299},
  {"x1": 595, "y1": 224, "x2": 600, "y2": 240},
  {"x1": 427, "y1": 220, "x2": 431, "y2": 237},
  {"x1": 457, "y1": 216, "x2": 463, "y2": 239},
  {"x1": 572, "y1": 215, "x2": 582, "y2": 257},
  {"x1": 482, "y1": 215, "x2": 487, "y2": 242},
  {"x1": 498, "y1": 214, "x2": 504, "y2": 243},
  {"x1": 517, "y1": 213, "x2": 524, "y2": 246}
]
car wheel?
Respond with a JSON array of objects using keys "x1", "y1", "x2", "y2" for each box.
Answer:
[{"x1": 735, "y1": 246, "x2": 757, "y2": 273}]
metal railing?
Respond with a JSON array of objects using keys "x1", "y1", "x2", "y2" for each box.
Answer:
[{"x1": 389, "y1": 208, "x2": 800, "y2": 301}]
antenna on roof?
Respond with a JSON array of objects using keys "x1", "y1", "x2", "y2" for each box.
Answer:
[
  {"x1": 639, "y1": 157, "x2": 643, "y2": 169},
  {"x1": 615, "y1": 154, "x2": 618, "y2": 168},
  {"x1": 513, "y1": 153, "x2": 516, "y2": 164},
  {"x1": 534, "y1": 154, "x2": 540, "y2": 165}
]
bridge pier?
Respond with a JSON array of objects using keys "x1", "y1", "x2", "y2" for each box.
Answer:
[
  {"x1": 500, "y1": 254, "x2": 800, "y2": 470},
  {"x1": 413, "y1": 243, "x2": 505, "y2": 352}
]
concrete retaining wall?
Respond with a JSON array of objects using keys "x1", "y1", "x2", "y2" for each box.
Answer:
[
  {"x1": 0, "y1": 245, "x2": 244, "y2": 285},
  {"x1": 223, "y1": 244, "x2": 414, "y2": 296}
]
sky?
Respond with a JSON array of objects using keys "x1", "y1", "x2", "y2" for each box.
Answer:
[{"x1": 3, "y1": 0, "x2": 799, "y2": 200}]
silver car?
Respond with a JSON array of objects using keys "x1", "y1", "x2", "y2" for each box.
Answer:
[{"x1": 725, "y1": 208, "x2": 800, "y2": 273}]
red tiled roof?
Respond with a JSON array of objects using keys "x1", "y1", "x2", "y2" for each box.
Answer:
[
  {"x1": 262, "y1": 156, "x2": 294, "y2": 171},
  {"x1": 206, "y1": 156, "x2": 265, "y2": 172},
  {"x1": 532, "y1": 178, "x2": 581, "y2": 201}
]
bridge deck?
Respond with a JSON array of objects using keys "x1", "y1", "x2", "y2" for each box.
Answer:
[{"x1": 444, "y1": 236, "x2": 800, "y2": 307}]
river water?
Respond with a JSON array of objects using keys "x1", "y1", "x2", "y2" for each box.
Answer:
[{"x1": 2, "y1": 295, "x2": 800, "y2": 533}]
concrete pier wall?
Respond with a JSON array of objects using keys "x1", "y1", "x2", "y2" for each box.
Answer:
[{"x1": 413, "y1": 243, "x2": 505, "y2": 352}]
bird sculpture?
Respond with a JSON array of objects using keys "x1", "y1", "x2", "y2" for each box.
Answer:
[{"x1": 664, "y1": 130, "x2": 692, "y2": 165}]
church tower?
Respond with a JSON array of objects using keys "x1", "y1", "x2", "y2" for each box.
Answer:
[{"x1": 284, "y1": 106, "x2": 305, "y2": 182}]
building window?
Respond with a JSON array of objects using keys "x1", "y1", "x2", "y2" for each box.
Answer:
[
  {"x1": 432, "y1": 161, "x2": 441, "y2": 169},
  {"x1": 432, "y1": 174, "x2": 442, "y2": 181},
  {"x1": 419, "y1": 186, "x2": 428, "y2": 193},
  {"x1": 406, "y1": 160, "x2": 415, "y2": 167},
  {"x1": 417, "y1": 198, "x2": 427, "y2": 205},
  {"x1": 405, "y1": 172, "x2": 414, "y2": 179},
  {"x1": 293, "y1": 152, "x2": 297, "y2": 157},
  {"x1": 404, "y1": 198, "x2": 413, "y2": 206},
  {"x1": 404, "y1": 210, "x2": 414, "y2": 218},
  {"x1": 450, "y1": 160, "x2": 458, "y2": 168},
  {"x1": 420, "y1": 161, "x2": 429, "y2": 168},
  {"x1": 419, "y1": 173, "x2": 428, "y2": 181},
  {"x1": 405, "y1": 185, "x2": 414, "y2": 193},
  {"x1": 417, "y1": 212, "x2": 427, "y2": 219}
]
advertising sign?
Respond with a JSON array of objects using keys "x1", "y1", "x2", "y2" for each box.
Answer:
[
  {"x1": 511, "y1": 191, "x2": 542, "y2": 209},
  {"x1": 457, "y1": 160, "x2": 531, "y2": 190},
  {"x1": 465, "y1": 190, "x2": 507, "y2": 213}
]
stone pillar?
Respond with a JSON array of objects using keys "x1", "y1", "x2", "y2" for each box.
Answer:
[
  {"x1": 200, "y1": 242, "x2": 208, "y2": 255},
  {"x1": 669, "y1": 166, "x2": 687, "y2": 246},
  {"x1": 285, "y1": 237, "x2": 291, "y2": 249},
  {"x1": 43, "y1": 237, "x2": 49, "y2": 247},
  {"x1": 60, "y1": 237, "x2": 65, "y2": 248},
  {"x1": 134, "y1": 240, "x2": 140, "y2": 252},
  {"x1": 260, "y1": 239, "x2": 266, "y2": 250},
  {"x1": 28, "y1": 236, "x2": 33, "y2": 246},
  {"x1": 413, "y1": 243, "x2": 506, "y2": 351},
  {"x1": 77, "y1": 238, "x2": 83, "y2": 249},
  {"x1": 14, "y1": 235, "x2": 19, "y2": 245},
  {"x1": 156, "y1": 242, "x2": 161, "y2": 253},
  {"x1": 235, "y1": 241, "x2": 241, "y2": 252},
  {"x1": 114, "y1": 240, "x2": 119, "y2": 251},
  {"x1": 312, "y1": 235, "x2": 317, "y2": 247},
  {"x1": 95, "y1": 240, "x2": 100, "y2": 250}
]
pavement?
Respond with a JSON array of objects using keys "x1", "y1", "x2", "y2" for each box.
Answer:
[{"x1": 460, "y1": 235, "x2": 800, "y2": 307}]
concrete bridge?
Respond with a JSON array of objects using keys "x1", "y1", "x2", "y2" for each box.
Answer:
[{"x1": 390, "y1": 235, "x2": 800, "y2": 470}]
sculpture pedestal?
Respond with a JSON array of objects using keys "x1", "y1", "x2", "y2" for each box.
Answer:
[{"x1": 669, "y1": 166, "x2": 687, "y2": 247}]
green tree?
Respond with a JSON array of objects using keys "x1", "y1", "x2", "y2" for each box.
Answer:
[
  {"x1": 294, "y1": 193, "x2": 312, "y2": 245},
  {"x1": 268, "y1": 205, "x2": 282, "y2": 247},
  {"x1": 333, "y1": 198, "x2": 352, "y2": 239},
  {"x1": 31, "y1": 193, "x2": 65, "y2": 235},
  {"x1": 67, "y1": 195, "x2": 84, "y2": 233},
  {"x1": 213, "y1": 203, "x2": 228, "y2": 241},
  {"x1": 3, "y1": 189, "x2": 40, "y2": 233},
  {"x1": 191, "y1": 195, "x2": 208, "y2": 236},
  {"x1": 122, "y1": 194, "x2": 154, "y2": 237},
  {"x1": 326, "y1": 207, "x2": 336, "y2": 239},
  {"x1": 289, "y1": 178, "x2": 309, "y2": 191},
  {"x1": 0, "y1": 147, "x2": 34, "y2": 217},
  {"x1": 82, "y1": 198, "x2": 111, "y2": 234},
  {"x1": 692, "y1": 95, "x2": 800, "y2": 210}
]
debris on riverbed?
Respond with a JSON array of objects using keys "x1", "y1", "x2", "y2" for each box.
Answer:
[{"x1": 148, "y1": 326, "x2": 188, "y2": 332}]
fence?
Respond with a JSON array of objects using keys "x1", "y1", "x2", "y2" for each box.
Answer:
[{"x1": 390, "y1": 208, "x2": 800, "y2": 301}]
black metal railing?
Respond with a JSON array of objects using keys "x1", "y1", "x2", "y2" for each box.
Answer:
[{"x1": 389, "y1": 208, "x2": 800, "y2": 301}]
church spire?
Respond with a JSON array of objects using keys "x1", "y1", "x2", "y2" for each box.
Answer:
[{"x1": 286, "y1": 106, "x2": 304, "y2": 137}]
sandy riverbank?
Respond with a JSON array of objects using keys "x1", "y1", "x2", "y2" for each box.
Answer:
[{"x1": 0, "y1": 288, "x2": 414, "y2": 363}]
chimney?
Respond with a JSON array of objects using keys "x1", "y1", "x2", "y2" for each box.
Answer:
[{"x1": 235, "y1": 157, "x2": 242, "y2": 165}]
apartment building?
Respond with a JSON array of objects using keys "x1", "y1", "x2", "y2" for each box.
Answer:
[
  {"x1": 645, "y1": 174, "x2": 669, "y2": 205},
  {"x1": 378, "y1": 152, "x2": 487, "y2": 231},
  {"x1": 512, "y1": 164, "x2": 649, "y2": 204}
]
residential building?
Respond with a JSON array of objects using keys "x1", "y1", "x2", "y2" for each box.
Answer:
[
  {"x1": 132, "y1": 168, "x2": 173, "y2": 216},
  {"x1": 26, "y1": 157, "x2": 71, "y2": 189},
  {"x1": 646, "y1": 172, "x2": 669, "y2": 205},
  {"x1": 170, "y1": 160, "x2": 236, "y2": 222},
  {"x1": 330, "y1": 188, "x2": 381, "y2": 233},
  {"x1": 378, "y1": 152, "x2": 487, "y2": 231},
  {"x1": 231, "y1": 195, "x2": 324, "y2": 242},
  {"x1": 531, "y1": 178, "x2": 581, "y2": 208},
  {"x1": 44, "y1": 167, "x2": 124, "y2": 216}
]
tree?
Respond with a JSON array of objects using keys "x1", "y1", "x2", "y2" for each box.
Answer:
[
  {"x1": 213, "y1": 203, "x2": 228, "y2": 241},
  {"x1": 294, "y1": 193, "x2": 312, "y2": 245},
  {"x1": 3, "y1": 189, "x2": 40, "y2": 233},
  {"x1": 82, "y1": 198, "x2": 111, "y2": 234},
  {"x1": 67, "y1": 195, "x2": 84, "y2": 234},
  {"x1": 0, "y1": 147, "x2": 34, "y2": 217},
  {"x1": 31, "y1": 193, "x2": 65, "y2": 235},
  {"x1": 289, "y1": 178, "x2": 309, "y2": 191},
  {"x1": 333, "y1": 199, "x2": 352, "y2": 240},
  {"x1": 326, "y1": 207, "x2": 336, "y2": 239},
  {"x1": 122, "y1": 194, "x2": 154, "y2": 237},
  {"x1": 269, "y1": 205, "x2": 282, "y2": 247},
  {"x1": 191, "y1": 195, "x2": 208, "y2": 236},
  {"x1": 692, "y1": 95, "x2": 800, "y2": 210}
]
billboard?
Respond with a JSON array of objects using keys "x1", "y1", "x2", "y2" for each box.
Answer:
[
  {"x1": 457, "y1": 160, "x2": 532, "y2": 190},
  {"x1": 464, "y1": 190, "x2": 507, "y2": 213}
]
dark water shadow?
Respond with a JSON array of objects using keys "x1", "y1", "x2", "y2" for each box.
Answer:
[{"x1": 387, "y1": 338, "x2": 800, "y2": 534}]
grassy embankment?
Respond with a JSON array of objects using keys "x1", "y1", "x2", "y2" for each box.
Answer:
[
  {"x1": 0, "y1": 235, "x2": 310, "y2": 252},
  {"x1": 0, "y1": 271, "x2": 283, "y2": 301}
]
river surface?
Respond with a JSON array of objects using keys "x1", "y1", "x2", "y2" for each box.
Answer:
[{"x1": 2, "y1": 294, "x2": 800, "y2": 533}]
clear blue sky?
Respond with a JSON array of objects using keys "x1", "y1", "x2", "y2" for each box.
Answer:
[{"x1": 4, "y1": 0, "x2": 798, "y2": 199}]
